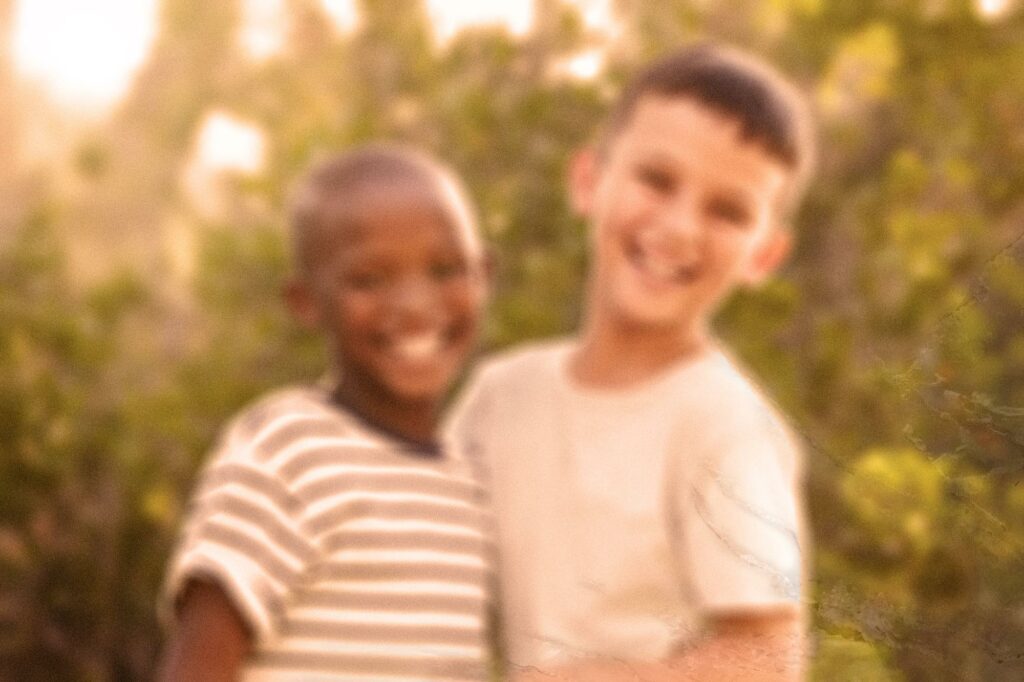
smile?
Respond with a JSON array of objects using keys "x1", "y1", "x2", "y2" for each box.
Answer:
[
  {"x1": 625, "y1": 238, "x2": 700, "y2": 285},
  {"x1": 389, "y1": 329, "x2": 447, "y2": 362}
]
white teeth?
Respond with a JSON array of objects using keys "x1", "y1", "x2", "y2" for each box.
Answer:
[
  {"x1": 632, "y1": 245, "x2": 696, "y2": 283},
  {"x1": 393, "y1": 332, "x2": 443, "y2": 360}
]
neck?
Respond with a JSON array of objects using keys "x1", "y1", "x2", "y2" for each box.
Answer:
[
  {"x1": 571, "y1": 313, "x2": 712, "y2": 389},
  {"x1": 331, "y1": 381, "x2": 439, "y2": 448}
]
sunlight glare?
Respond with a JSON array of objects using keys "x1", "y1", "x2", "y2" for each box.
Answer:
[
  {"x1": 564, "y1": 0, "x2": 619, "y2": 37},
  {"x1": 322, "y1": 0, "x2": 360, "y2": 34},
  {"x1": 183, "y1": 111, "x2": 266, "y2": 217},
  {"x1": 240, "y1": 0, "x2": 287, "y2": 60},
  {"x1": 425, "y1": 0, "x2": 533, "y2": 45},
  {"x1": 563, "y1": 49, "x2": 605, "y2": 80},
  {"x1": 13, "y1": 0, "x2": 158, "y2": 108},
  {"x1": 240, "y1": 0, "x2": 359, "y2": 60},
  {"x1": 977, "y1": 0, "x2": 1011, "y2": 16},
  {"x1": 192, "y1": 111, "x2": 266, "y2": 176}
]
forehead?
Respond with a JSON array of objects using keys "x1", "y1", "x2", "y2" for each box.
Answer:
[
  {"x1": 613, "y1": 95, "x2": 790, "y2": 199},
  {"x1": 313, "y1": 180, "x2": 481, "y2": 263}
]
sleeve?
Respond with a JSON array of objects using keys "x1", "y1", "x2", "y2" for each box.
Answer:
[
  {"x1": 674, "y1": 407, "x2": 807, "y2": 615},
  {"x1": 160, "y1": 425, "x2": 319, "y2": 643}
]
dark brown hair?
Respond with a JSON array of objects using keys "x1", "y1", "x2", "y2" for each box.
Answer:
[{"x1": 601, "y1": 43, "x2": 817, "y2": 215}]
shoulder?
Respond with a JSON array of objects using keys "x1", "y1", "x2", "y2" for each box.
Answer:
[
  {"x1": 211, "y1": 385, "x2": 373, "y2": 473},
  {"x1": 679, "y1": 349, "x2": 804, "y2": 480},
  {"x1": 446, "y1": 338, "x2": 571, "y2": 451},
  {"x1": 187, "y1": 386, "x2": 391, "y2": 524},
  {"x1": 229, "y1": 385, "x2": 332, "y2": 434},
  {"x1": 466, "y1": 337, "x2": 572, "y2": 392}
]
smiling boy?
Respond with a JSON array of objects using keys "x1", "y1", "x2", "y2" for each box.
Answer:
[
  {"x1": 158, "y1": 145, "x2": 493, "y2": 681},
  {"x1": 450, "y1": 44, "x2": 815, "y2": 680}
]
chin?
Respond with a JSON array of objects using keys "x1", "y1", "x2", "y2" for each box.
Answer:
[
  {"x1": 605, "y1": 290, "x2": 694, "y2": 330},
  {"x1": 382, "y1": 371, "x2": 458, "y2": 406}
]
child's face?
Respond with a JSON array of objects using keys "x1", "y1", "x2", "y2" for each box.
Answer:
[
  {"x1": 301, "y1": 182, "x2": 488, "y2": 406},
  {"x1": 572, "y1": 95, "x2": 792, "y2": 336}
]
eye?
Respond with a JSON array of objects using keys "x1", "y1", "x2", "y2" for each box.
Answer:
[
  {"x1": 707, "y1": 197, "x2": 754, "y2": 228},
  {"x1": 430, "y1": 257, "x2": 469, "y2": 281},
  {"x1": 339, "y1": 268, "x2": 388, "y2": 291},
  {"x1": 636, "y1": 164, "x2": 676, "y2": 194}
]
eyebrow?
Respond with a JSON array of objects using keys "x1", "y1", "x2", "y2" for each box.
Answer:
[{"x1": 634, "y1": 153, "x2": 756, "y2": 202}]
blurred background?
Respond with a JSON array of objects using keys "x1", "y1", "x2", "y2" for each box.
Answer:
[{"x1": 1, "y1": 0, "x2": 1022, "y2": 679}]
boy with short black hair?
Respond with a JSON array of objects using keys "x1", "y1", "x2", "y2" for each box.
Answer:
[
  {"x1": 450, "y1": 43, "x2": 815, "y2": 681},
  {"x1": 158, "y1": 144, "x2": 494, "y2": 681}
]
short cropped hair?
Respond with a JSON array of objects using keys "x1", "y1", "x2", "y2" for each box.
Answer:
[
  {"x1": 601, "y1": 43, "x2": 817, "y2": 216},
  {"x1": 288, "y1": 144, "x2": 477, "y2": 275}
]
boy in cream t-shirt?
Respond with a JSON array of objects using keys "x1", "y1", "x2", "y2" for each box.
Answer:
[{"x1": 450, "y1": 43, "x2": 814, "y2": 681}]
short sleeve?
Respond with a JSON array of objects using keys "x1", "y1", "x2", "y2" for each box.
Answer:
[
  {"x1": 675, "y1": 412, "x2": 806, "y2": 614},
  {"x1": 160, "y1": 431, "x2": 318, "y2": 642}
]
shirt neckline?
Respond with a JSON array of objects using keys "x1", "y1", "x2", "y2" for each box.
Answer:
[
  {"x1": 316, "y1": 387, "x2": 443, "y2": 459},
  {"x1": 554, "y1": 340, "x2": 723, "y2": 405}
]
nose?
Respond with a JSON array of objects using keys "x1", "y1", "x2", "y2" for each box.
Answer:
[
  {"x1": 390, "y1": 273, "x2": 439, "y2": 319},
  {"x1": 647, "y1": 192, "x2": 701, "y2": 256}
]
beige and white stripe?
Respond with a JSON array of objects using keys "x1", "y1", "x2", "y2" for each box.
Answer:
[{"x1": 164, "y1": 387, "x2": 493, "y2": 681}]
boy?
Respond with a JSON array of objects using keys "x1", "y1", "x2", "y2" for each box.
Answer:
[
  {"x1": 450, "y1": 44, "x2": 815, "y2": 681},
  {"x1": 158, "y1": 145, "x2": 494, "y2": 681}
]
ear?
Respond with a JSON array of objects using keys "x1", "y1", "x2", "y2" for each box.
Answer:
[
  {"x1": 283, "y1": 277, "x2": 323, "y2": 330},
  {"x1": 743, "y1": 227, "x2": 792, "y2": 286},
  {"x1": 568, "y1": 147, "x2": 599, "y2": 217}
]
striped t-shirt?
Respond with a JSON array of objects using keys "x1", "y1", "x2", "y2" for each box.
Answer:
[{"x1": 163, "y1": 386, "x2": 494, "y2": 681}]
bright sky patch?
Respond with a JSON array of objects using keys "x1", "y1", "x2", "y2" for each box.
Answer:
[{"x1": 13, "y1": 0, "x2": 159, "y2": 108}]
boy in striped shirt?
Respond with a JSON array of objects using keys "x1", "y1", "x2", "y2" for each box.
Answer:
[{"x1": 158, "y1": 145, "x2": 494, "y2": 681}]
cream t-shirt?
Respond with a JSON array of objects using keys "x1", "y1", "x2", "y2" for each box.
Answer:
[{"x1": 448, "y1": 340, "x2": 806, "y2": 670}]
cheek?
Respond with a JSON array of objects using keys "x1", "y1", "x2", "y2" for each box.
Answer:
[
  {"x1": 590, "y1": 220, "x2": 624, "y2": 263},
  {"x1": 329, "y1": 291, "x2": 380, "y2": 330},
  {"x1": 446, "y1": 281, "x2": 487, "y2": 325},
  {"x1": 708, "y1": 227, "x2": 749, "y2": 255}
]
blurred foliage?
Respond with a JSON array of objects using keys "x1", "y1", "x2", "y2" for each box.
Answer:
[{"x1": 1, "y1": 0, "x2": 1023, "y2": 679}]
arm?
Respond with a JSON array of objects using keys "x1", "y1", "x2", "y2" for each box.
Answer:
[
  {"x1": 156, "y1": 579, "x2": 252, "y2": 682},
  {"x1": 512, "y1": 608, "x2": 805, "y2": 682},
  {"x1": 513, "y1": 399, "x2": 809, "y2": 681}
]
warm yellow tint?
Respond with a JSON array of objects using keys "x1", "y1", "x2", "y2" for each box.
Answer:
[
  {"x1": 13, "y1": 0, "x2": 620, "y2": 108},
  {"x1": 425, "y1": 0, "x2": 534, "y2": 45},
  {"x1": 322, "y1": 0, "x2": 360, "y2": 33},
  {"x1": 239, "y1": 0, "x2": 360, "y2": 61},
  {"x1": 978, "y1": 0, "x2": 1012, "y2": 17},
  {"x1": 183, "y1": 111, "x2": 266, "y2": 216},
  {"x1": 817, "y1": 23, "x2": 901, "y2": 119},
  {"x1": 563, "y1": 0, "x2": 619, "y2": 36},
  {"x1": 239, "y1": 0, "x2": 287, "y2": 60}
]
